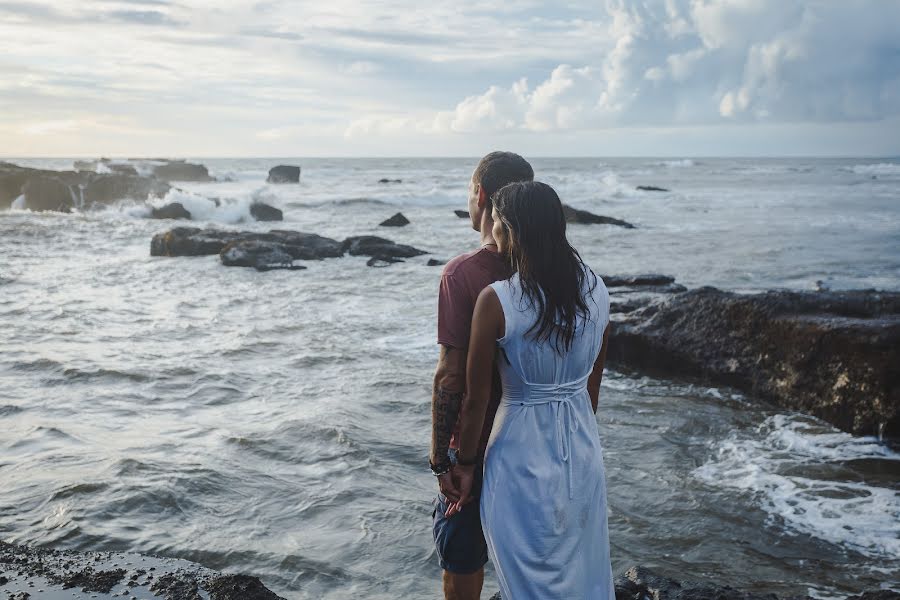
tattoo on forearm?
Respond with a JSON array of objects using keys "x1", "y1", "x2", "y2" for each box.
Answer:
[{"x1": 431, "y1": 385, "x2": 463, "y2": 464}]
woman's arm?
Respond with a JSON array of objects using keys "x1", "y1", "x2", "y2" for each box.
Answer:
[
  {"x1": 450, "y1": 286, "x2": 504, "y2": 511},
  {"x1": 587, "y1": 324, "x2": 610, "y2": 414},
  {"x1": 457, "y1": 286, "x2": 504, "y2": 463}
]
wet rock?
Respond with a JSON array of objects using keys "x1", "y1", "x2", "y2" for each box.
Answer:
[
  {"x1": 427, "y1": 258, "x2": 445, "y2": 266},
  {"x1": 607, "y1": 288, "x2": 900, "y2": 438},
  {"x1": 152, "y1": 160, "x2": 213, "y2": 182},
  {"x1": 341, "y1": 235, "x2": 427, "y2": 260},
  {"x1": 151, "y1": 202, "x2": 192, "y2": 220},
  {"x1": 615, "y1": 565, "x2": 808, "y2": 600},
  {"x1": 379, "y1": 212, "x2": 410, "y2": 227},
  {"x1": 0, "y1": 162, "x2": 170, "y2": 211},
  {"x1": 220, "y1": 240, "x2": 307, "y2": 271},
  {"x1": 22, "y1": 175, "x2": 75, "y2": 212},
  {"x1": 152, "y1": 228, "x2": 344, "y2": 260},
  {"x1": 562, "y1": 205, "x2": 635, "y2": 228},
  {"x1": 267, "y1": 165, "x2": 300, "y2": 183},
  {"x1": 150, "y1": 572, "x2": 202, "y2": 600},
  {"x1": 73, "y1": 159, "x2": 139, "y2": 176},
  {"x1": 378, "y1": 178, "x2": 402, "y2": 183},
  {"x1": 366, "y1": 256, "x2": 404, "y2": 267},
  {"x1": 59, "y1": 566, "x2": 126, "y2": 593},
  {"x1": 204, "y1": 574, "x2": 283, "y2": 600},
  {"x1": 605, "y1": 274, "x2": 676, "y2": 287},
  {"x1": 250, "y1": 202, "x2": 284, "y2": 222},
  {"x1": 636, "y1": 185, "x2": 669, "y2": 192},
  {"x1": 454, "y1": 210, "x2": 470, "y2": 218}
]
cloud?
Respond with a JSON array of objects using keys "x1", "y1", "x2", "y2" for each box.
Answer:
[{"x1": 350, "y1": 0, "x2": 900, "y2": 136}]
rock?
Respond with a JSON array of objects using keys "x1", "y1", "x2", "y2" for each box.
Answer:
[
  {"x1": 367, "y1": 256, "x2": 404, "y2": 267},
  {"x1": 0, "y1": 162, "x2": 170, "y2": 211},
  {"x1": 267, "y1": 165, "x2": 301, "y2": 183},
  {"x1": 220, "y1": 240, "x2": 307, "y2": 271},
  {"x1": 250, "y1": 202, "x2": 284, "y2": 222},
  {"x1": 73, "y1": 159, "x2": 139, "y2": 176},
  {"x1": 614, "y1": 565, "x2": 808, "y2": 600},
  {"x1": 151, "y1": 228, "x2": 345, "y2": 260},
  {"x1": 379, "y1": 212, "x2": 410, "y2": 227},
  {"x1": 636, "y1": 185, "x2": 669, "y2": 192},
  {"x1": 0, "y1": 540, "x2": 286, "y2": 600},
  {"x1": 341, "y1": 235, "x2": 428, "y2": 260},
  {"x1": 607, "y1": 288, "x2": 900, "y2": 438},
  {"x1": 378, "y1": 178, "x2": 402, "y2": 183},
  {"x1": 152, "y1": 160, "x2": 213, "y2": 182},
  {"x1": 454, "y1": 210, "x2": 470, "y2": 218},
  {"x1": 151, "y1": 202, "x2": 192, "y2": 220},
  {"x1": 427, "y1": 258, "x2": 445, "y2": 266},
  {"x1": 604, "y1": 274, "x2": 676, "y2": 287},
  {"x1": 22, "y1": 175, "x2": 76, "y2": 212},
  {"x1": 561, "y1": 205, "x2": 635, "y2": 228}
]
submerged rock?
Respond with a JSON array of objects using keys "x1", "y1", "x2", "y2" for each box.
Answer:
[
  {"x1": 427, "y1": 258, "x2": 445, "y2": 266},
  {"x1": 454, "y1": 210, "x2": 470, "y2": 218},
  {"x1": 250, "y1": 202, "x2": 284, "y2": 222},
  {"x1": 220, "y1": 240, "x2": 307, "y2": 271},
  {"x1": 561, "y1": 205, "x2": 635, "y2": 228},
  {"x1": 152, "y1": 160, "x2": 213, "y2": 182},
  {"x1": 267, "y1": 165, "x2": 301, "y2": 183},
  {"x1": 341, "y1": 235, "x2": 427, "y2": 261},
  {"x1": 636, "y1": 185, "x2": 669, "y2": 192},
  {"x1": 151, "y1": 202, "x2": 192, "y2": 220},
  {"x1": 378, "y1": 178, "x2": 402, "y2": 183},
  {"x1": 607, "y1": 287, "x2": 900, "y2": 438},
  {"x1": 379, "y1": 212, "x2": 410, "y2": 227}
]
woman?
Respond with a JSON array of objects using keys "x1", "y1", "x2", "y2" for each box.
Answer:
[{"x1": 450, "y1": 181, "x2": 614, "y2": 599}]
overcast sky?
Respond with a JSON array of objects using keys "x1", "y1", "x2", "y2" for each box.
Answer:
[{"x1": 3, "y1": 0, "x2": 899, "y2": 157}]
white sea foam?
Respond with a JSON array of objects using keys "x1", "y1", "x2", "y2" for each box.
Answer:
[
  {"x1": 655, "y1": 159, "x2": 695, "y2": 168},
  {"x1": 694, "y1": 414, "x2": 900, "y2": 559},
  {"x1": 849, "y1": 163, "x2": 900, "y2": 176},
  {"x1": 94, "y1": 162, "x2": 113, "y2": 174},
  {"x1": 11, "y1": 195, "x2": 25, "y2": 210},
  {"x1": 148, "y1": 189, "x2": 261, "y2": 224}
]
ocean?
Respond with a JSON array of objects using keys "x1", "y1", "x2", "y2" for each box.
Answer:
[{"x1": 1, "y1": 157, "x2": 899, "y2": 598}]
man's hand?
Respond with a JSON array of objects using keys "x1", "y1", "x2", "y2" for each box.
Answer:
[
  {"x1": 445, "y1": 464, "x2": 476, "y2": 518},
  {"x1": 437, "y1": 470, "x2": 461, "y2": 504}
]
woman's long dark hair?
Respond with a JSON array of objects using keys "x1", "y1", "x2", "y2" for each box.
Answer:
[{"x1": 492, "y1": 181, "x2": 596, "y2": 353}]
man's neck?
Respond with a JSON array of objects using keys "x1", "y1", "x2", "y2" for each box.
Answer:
[{"x1": 479, "y1": 216, "x2": 497, "y2": 250}]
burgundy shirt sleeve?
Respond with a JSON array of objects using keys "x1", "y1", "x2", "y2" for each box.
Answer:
[{"x1": 437, "y1": 272, "x2": 473, "y2": 349}]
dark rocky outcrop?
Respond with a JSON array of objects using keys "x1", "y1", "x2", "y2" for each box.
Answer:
[
  {"x1": 637, "y1": 185, "x2": 669, "y2": 192},
  {"x1": 562, "y1": 205, "x2": 635, "y2": 228},
  {"x1": 151, "y1": 228, "x2": 345, "y2": 261},
  {"x1": 602, "y1": 273, "x2": 687, "y2": 295},
  {"x1": 73, "y1": 159, "x2": 139, "y2": 176},
  {"x1": 379, "y1": 212, "x2": 410, "y2": 227},
  {"x1": 1, "y1": 162, "x2": 170, "y2": 211},
  {"x1": 341, "y1": 235, "x2": 428, "y2": 262},
  {"x1": 267, "y1": 165, "x2": 301, "y2": 183},
  {"x1": 152, "y1": 202, "x2": 192, "y2": 220},
  {"x1": 0, "y1": 541, "x2": 286, "y2": 600},
  {"x1": 250, "y1": 202, "x2": 284, "y2": 222},
  {"x1": 427, "y1": 258, "x2": 445, "y2": 266},
  {"x1": 607, "y1": 287, "x2": 900, "y2": 438},
  {"x1": 455, "y1": 210, "x2": 470, "y2": 218},
  {"x1": 152, "y1": 160, "x2": 213, "y2": 182},
  {"x1": 378, "y1": 178, "x2": 402, "y2": 183},
  {"x1": 488, "y1": 565, "x2": 897, "y2": 600}
]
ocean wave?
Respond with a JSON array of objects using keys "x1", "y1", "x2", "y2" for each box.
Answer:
[
  {"x1": 693, "y1": 414, "x2": 900, "y2": 559},
  {"x1": 849, "y1": 163, "x2": 900, "y2": 176},
  {"x1": 653, "y1": 159, "x2": 695, "y2": 168},
  {"x1": 143, "y1": 188, "x2": 267, "y2": 224}
]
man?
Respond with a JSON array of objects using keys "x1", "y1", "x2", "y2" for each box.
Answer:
[{"x1": 430, "y1": 152, "x2": 534, "y2": 600}]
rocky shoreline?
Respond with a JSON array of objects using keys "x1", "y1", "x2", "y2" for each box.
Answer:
[{"x1": 3, "y1": 541, "x2": 895, "y2": 600}]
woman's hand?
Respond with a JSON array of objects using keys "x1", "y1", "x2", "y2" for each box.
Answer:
[{"x1": 445, "y1": 463, "x2": 476, "y2": 517}]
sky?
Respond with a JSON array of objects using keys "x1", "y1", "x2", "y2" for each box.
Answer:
[{"x1": 2, "y1": 0, "x2": 900, "y2": 157}]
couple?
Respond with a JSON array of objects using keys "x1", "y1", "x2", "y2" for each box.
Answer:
[{"x1": 429, "y1": 152, "x2": 614, "y2": 599}]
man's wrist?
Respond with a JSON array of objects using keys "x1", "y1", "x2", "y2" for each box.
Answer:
[{"x1": 429, "y1": 458, "x2": 451, "y2": 476}]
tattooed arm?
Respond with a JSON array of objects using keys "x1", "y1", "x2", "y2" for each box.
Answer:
[{"x1": 430, "y1": 344, "x2": 467, "y2": 501}]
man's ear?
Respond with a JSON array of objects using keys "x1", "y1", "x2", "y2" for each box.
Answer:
[{"x1": 477, "y1": 184, "x2": 488, "y2": 208}]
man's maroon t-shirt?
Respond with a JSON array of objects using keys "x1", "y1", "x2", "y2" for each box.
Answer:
[{"x1": 437, "y1": 246, "x2": 509, "y2": 458}]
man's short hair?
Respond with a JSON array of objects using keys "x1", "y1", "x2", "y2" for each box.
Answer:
[{"x1": 473, "y1": 151, "x2": 534, "y2": 200}]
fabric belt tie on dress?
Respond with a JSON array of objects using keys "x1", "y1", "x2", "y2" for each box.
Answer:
[{"x1": 501, "y1": 373, "x2": 591, "y2": 499}]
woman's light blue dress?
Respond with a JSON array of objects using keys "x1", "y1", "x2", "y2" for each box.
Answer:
[{"x1": 483, "y1": 269, "x2": 613, "y2": 599}]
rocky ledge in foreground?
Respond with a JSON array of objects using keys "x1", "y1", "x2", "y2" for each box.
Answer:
[
  {"x1": 487, "y1": 565, "x2": 898, "y2": 600},
  {"x1": 151, "y1": 227, "x2": 427, "y2": 270},
  {"x1": 607, "y1": 287, "x2": 900, "y2": 438},
  {"x1": 0, "y1": 541, "x2": 284, "y2": 600}
]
